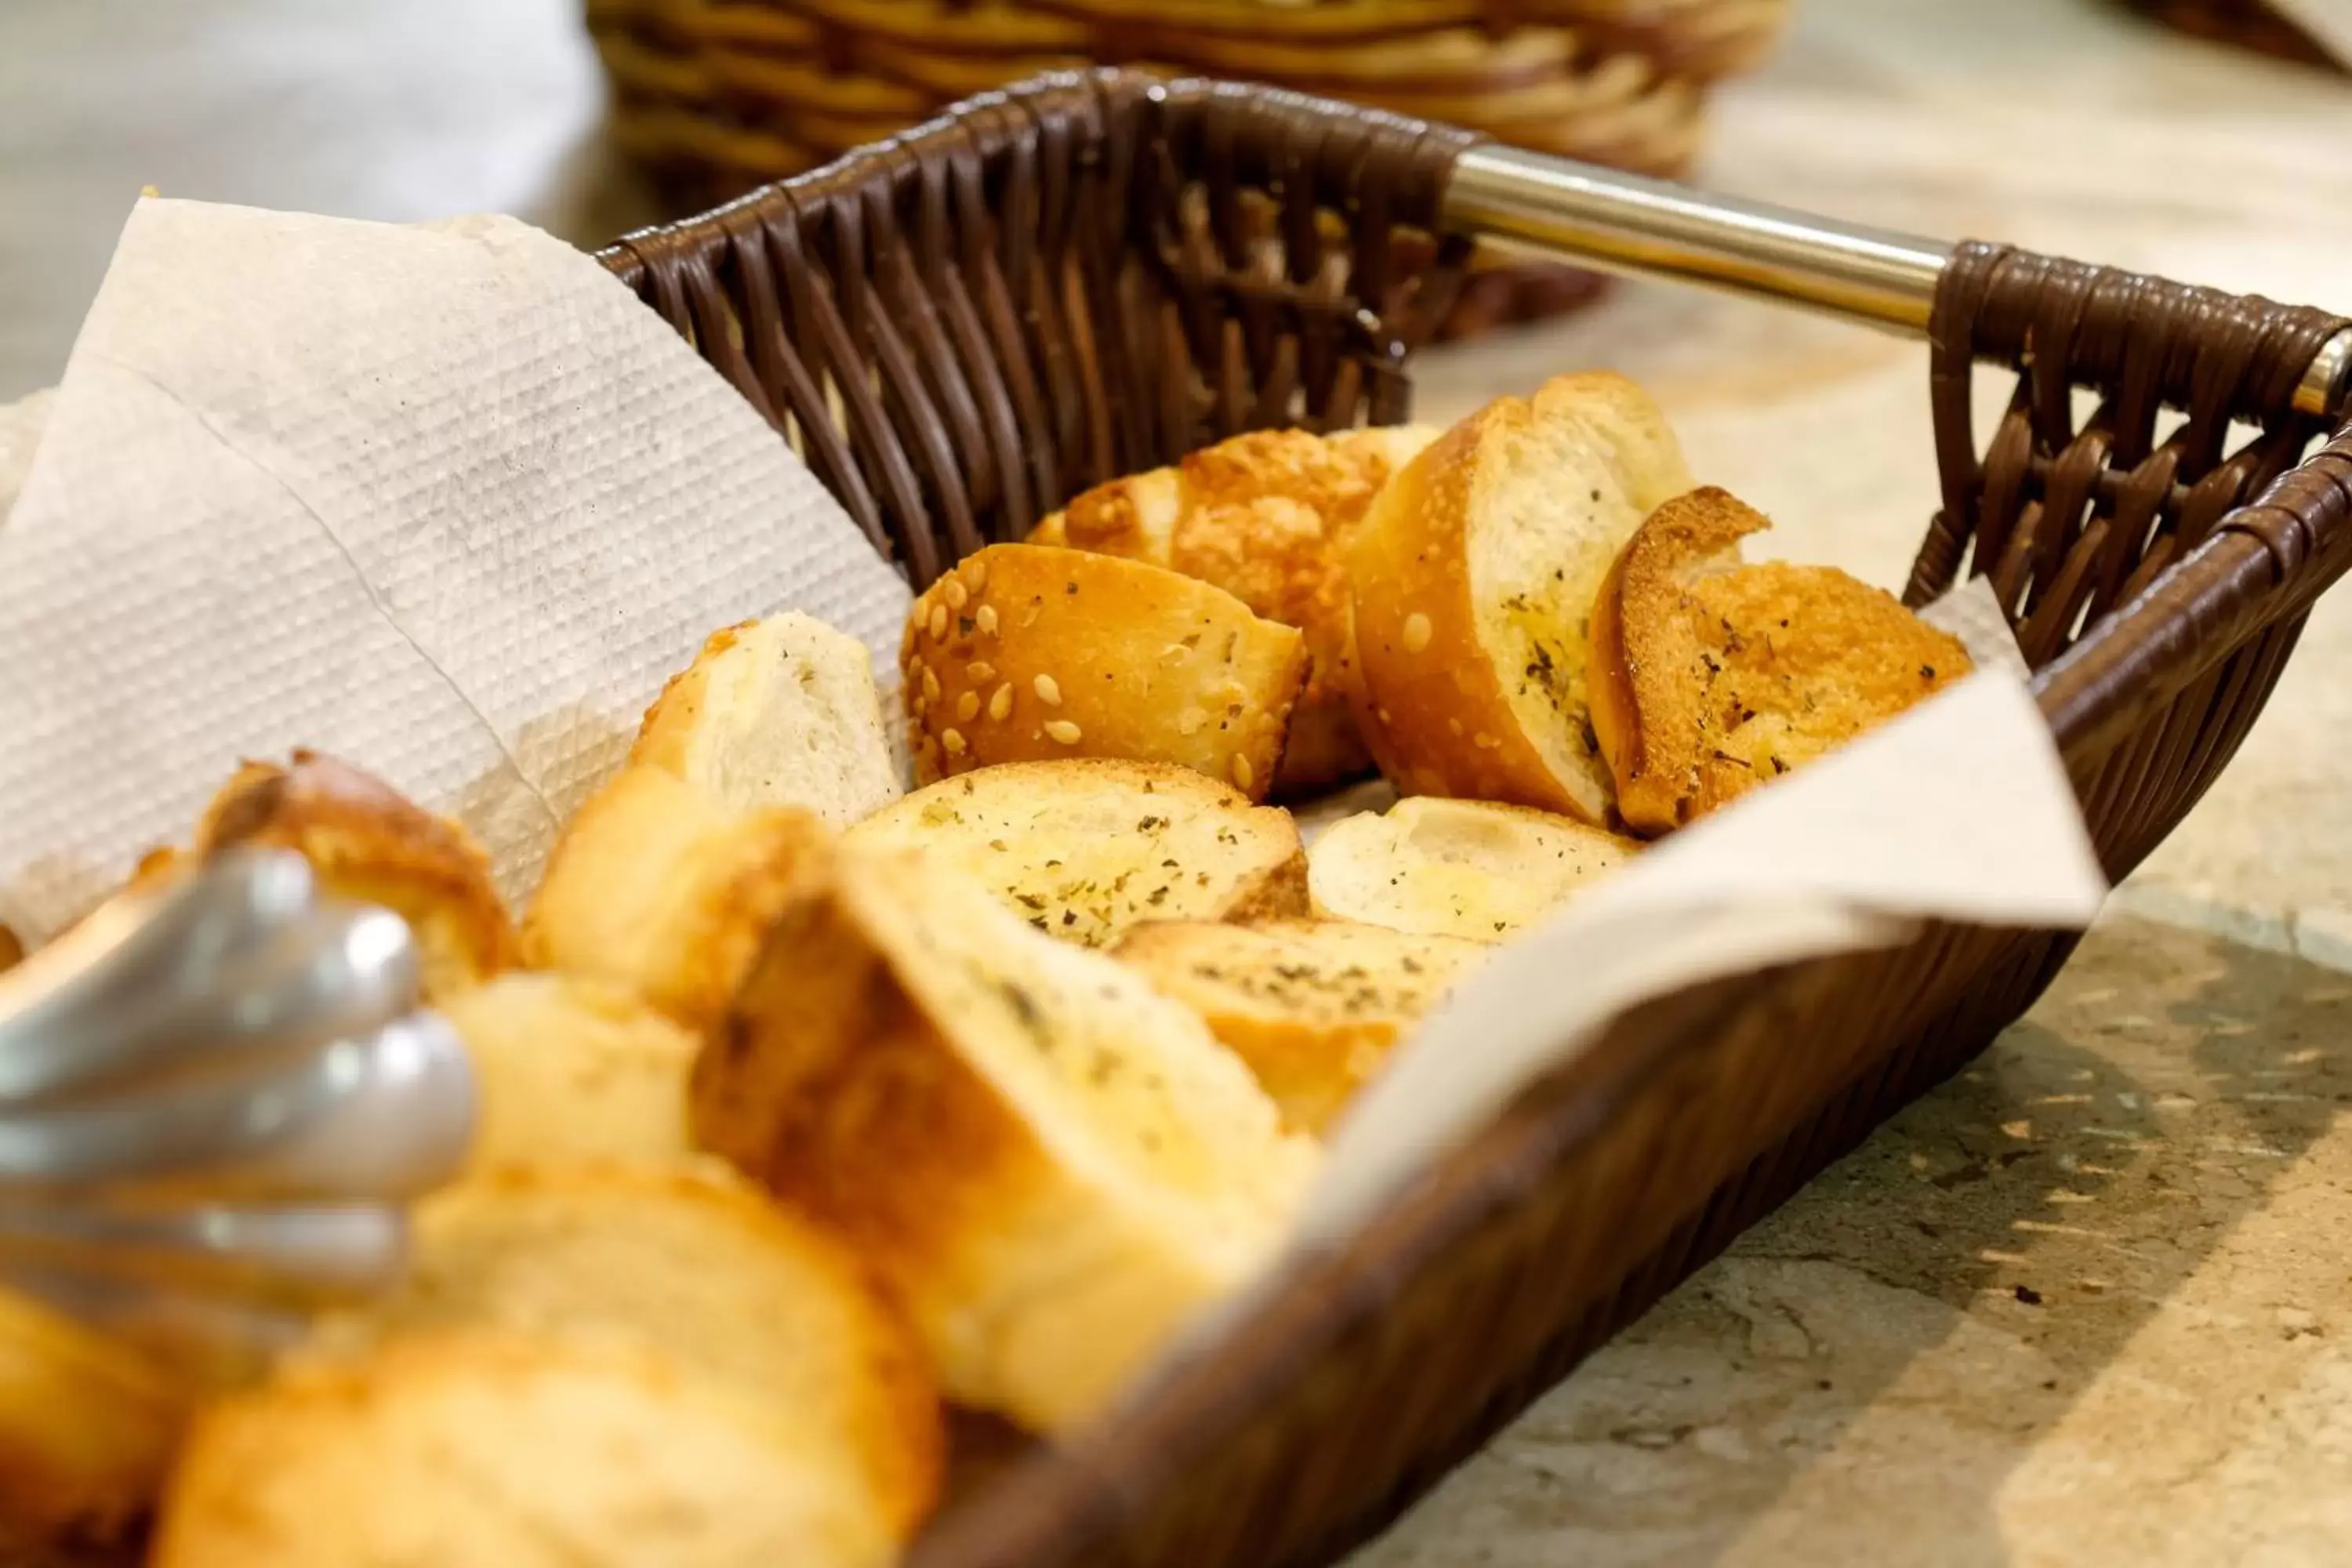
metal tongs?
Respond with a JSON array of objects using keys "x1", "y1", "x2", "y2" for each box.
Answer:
[{"x1": 0, "y1": 850, "x2": 474, "y2": 1378}]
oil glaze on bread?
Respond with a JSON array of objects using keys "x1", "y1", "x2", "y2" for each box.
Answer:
[
  {"x1": 1589, "y1": 487, "x2": 1972, "y2": 834},
  {"x1": 1348, "y1": 372, "x2": 1693, "y2": 822},
  {"x1": 1307, "y1": 796, "x2": 1636, "y2": 942},
  {"x1": 843, "y1": 759, "x2": 1307, "y2": 947},
  {"x1": 900, "y1": 543, "x2": 1308, "y2": 802},
  {"x1": 694, "y1": 848, "x2": 1315, "y2": 1432}
]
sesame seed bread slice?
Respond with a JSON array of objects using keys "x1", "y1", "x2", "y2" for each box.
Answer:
[
  {"x1": 693, "y1": 848, "x2": 1316, "y2": 1432},
  {"x1": 1348, "y1": 372, "x2": 1694, "y2": 822},
  {"x1": 524, "y1": 766, "x2": 831, "y2": 1034},
  {"x1": 194, "y1": 751, "x2": 516, "y2": 1003},
  {"x1": 153, "y1": 1332, "x2": 913, "y2": 1568},
  {"x1": 437, "y1": 974, "x2": 695, "y2": 1175},
  {"x1": 0, "y1": 1284, "x2": 188, "y2": 1551},
  {"x1": 1306, "y1": 796, "x2": 1638, "y2": 942},
  {"x1": 900, "y1": 543, "x2": 1308, "y2": 801},
  {"x1": 843, "y1": 759, "x2": 1308, "y2": 948},
  {"x1": 1110, "y1": 919, "x2": 1489, "y2": 1135},
  {"x1": 1589, "y1": 487, "x2": 1973, "y2": 834},
  {"x1": 631, "y1": 613, "x2": 902, "y2": 827},
  {"x1": 1029, "y1": 425, "x2": 1441, "y2": 793}
]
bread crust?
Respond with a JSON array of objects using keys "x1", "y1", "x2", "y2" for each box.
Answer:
[
  {"x1": 1033, "y1": 426, "x2": 1440, "y2": 795},
  {"x1": 194, "y1": 751, "x2": 515, "y2": 1001},
  {"x1": 902, "y1": 544, "x2": 1307, "y2": 801},
  {"x1": 1593, "y1": 487, "x2": 1973, "y2": 833},
  {"x1": 0, "y1": 1285, "x2": 188, "y2": 1549}
]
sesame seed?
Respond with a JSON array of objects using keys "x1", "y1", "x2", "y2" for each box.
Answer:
[
  {"x1": 942, "y1": 579, "x2": 969, "y2": 610},
  {"x1": 1377, "y1": 707, "x2": 1393, "y2": 724},
  {"x1": 928, "y1": 604, "x2": 949, "y2": 641},
  {"x1": 955, "y1": 691, "x2": 980, "y2": 723},
  {"x1": 967, "y1": 660, "x2": 994, "y2": 683},
  {"x1": 1033, "y1": 674, "x2": 1062, "y2": 706},
  {"x1": 966, "y1": 557, "x2": 989, "y2": 593},
  {"x1": 922, "y1": 667, "x2": 942, "y2": 703},
  {"x1": 975, "y1": 604, "x2": 1000, "y2": 636},
  {"x1": 1044, "y1": 719, "x2": 1083, "y2": 744},
  {"x1": 1230, "y1": 753, "x2": 1255, "y2": 791},
  {"x1": 1447, "y1": 717, "x2": 1464, "y2": 738},
  {"x1": 1402, "y1": 612, "x2": 1432, "y2": 653},
  {"x1": 942, "y1": 728, "x2": 967, "y2": 755},
  {"x1": 1474, "y1": 731, "x2": 1499, "y2": 749},
  {"x1": 989, "y1": 683, "x2": 1014, "y2": 721}
]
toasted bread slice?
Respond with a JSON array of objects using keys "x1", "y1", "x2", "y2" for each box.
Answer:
[
  {"x1": 843, "y1": 759, "x2": 1308, "y2": 948},
  {"x1": 693, "y1": 849, "x2": 1316, "y2": 1431},
  {"x1": 1589, "y1": 488, "x2": 1973, "y2": 834},
  {"x1": 1307, "y1": 796, "x2": 1636, "y2": 941},
  {"x1": 1111, "y1": 919, "x2": 1488, "y2": 1134},
  {"x1": 1349, "y1": 372, "x2": 1693, "y2": 822},
  {"x1": 900, "y1": 543, "x2": 1308, "y2": 801},
  {"x1": 154, "y1": 1331, "x2": 912, "y2": 1568},
  {"x1": 1031, "y1": 425, "x2": 1441, "y2": 793},
  {"x1": 324, "y1": 1163, "x2": 940, "y2": 1551},
  {"x1": 524, "y1": 767, "x2": 831, "y2": 1034},
  {"x1": 437, "y1": 974, "x2": 696, "y2": 1174},
  {"x1": 632, "y1": 613, "x2": 902, "y2": 826},
  {"x1": 0, "y1": 1284, "x2": 188, "y2": 1551},
  {"x1": 194, "y1": 751, "x2": 515, "y2": 1002}
]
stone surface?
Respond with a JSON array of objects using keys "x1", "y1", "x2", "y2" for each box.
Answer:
[{"x1": 8, "y1": 0, "x2": 2352, "y2": 1562}]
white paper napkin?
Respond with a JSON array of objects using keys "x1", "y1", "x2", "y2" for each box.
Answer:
[
  {"x1": 1298, "y1": 581, "x2": 2107, "y2": 1244},
  {"x1": 0, "y1": 199, "x2": 911, "y2": 937}
]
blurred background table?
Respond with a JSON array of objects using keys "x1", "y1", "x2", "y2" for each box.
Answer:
[{"x1": 7, "y1": 1, "x2": 2352, "y2": 1561}]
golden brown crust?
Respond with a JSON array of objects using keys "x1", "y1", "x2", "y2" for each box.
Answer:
[
  {"x1": 1031, "y1": 426, "x2": 1439, "y2": 793},
  {"x1": 901, "y1": 544, "x2": 1308, "y2": 802},
  {"x1": 627, "y1": 617, "x2": 754, "y2": 775},
  {"x1": 1595, "y1": 488, "x2": 1973, "y2": 834},
  {"x1": 0, "y1": 1284, "x2": 190, "y2": 1548},
  {"x1": 0, "y1": 922, "x2": 17, "y2": 975},
  {"x1": 194, "y1": 751, "x2": 515, "y2": 1002},
  {"x1": 1348, "y1": 404, "x2": 1587, "y2": 813}
]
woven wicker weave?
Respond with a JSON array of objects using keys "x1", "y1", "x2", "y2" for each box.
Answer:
[
  {"x1": 600, "y1": 71, "x2": 2352, "y2": 1568},
  {"x1": 589, "y1": 0, "x2": 1784, "y2": 334}
]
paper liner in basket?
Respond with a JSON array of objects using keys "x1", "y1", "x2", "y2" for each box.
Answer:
[{"x1": 0, "y1": 199, "x2": 912, "y2": 938}]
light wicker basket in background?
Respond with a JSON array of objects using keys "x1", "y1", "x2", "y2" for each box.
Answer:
[{"x1": 584, "y1": 0, "x2": 1788, "y2": 336}]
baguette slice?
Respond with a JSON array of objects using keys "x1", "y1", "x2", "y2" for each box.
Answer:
[
  {"x1": 1590, "y1": 487, "x2": 1973, "y2": 834},
  {"x1": 194, "y1": 751, "x2": 515, "y2": 1002},
  {"x1": 437, "y1": 974, "x2": 696, "y2": 1174},
  {"x1": 843, "y1": 759, "x2": 1308, "y2": 948},
  {"x1": 1349, "y1": 372, "x2": 1693, "y2": 822},
  {"x1": 901, "y1": 543, "x2": 1308, "y2": 801},
  {"x1": 154, "y1": 1332, "x2": 909, "y2": 1568},
  {"x1": 0, "y1": 1284, "x2": 188, "y2": 1551},
  {"x1": 328, "y1": 1163, "x2": 940, "y2": 1552},
  {"x1": 1307, "y1": 796, "x2": 1636, "y2": 941},
  {"x1": 694, "y1": 848, "x2": 1316, "y2": 1432},
  {"x1": 1111, "y1": 919, "x2": 1488, "y2": 1134},
  {"x1": 524, "y1": 767, "x2": 830, "y2": 1034},
  {"x1": 1031, "y1": 425, "x2": 1440, "y2": 793},
  {"x1": 632, "y1": 613, "x2": 902, "y2": 826}
]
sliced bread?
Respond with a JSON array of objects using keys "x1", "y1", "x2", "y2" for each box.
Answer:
[
  {"x1": 524, "y1": 766, "x2": 831, "y2": 1034},
  {"x1": 631, "y1": 613, "x2": 902, "y2": 826},
  {"x1": 1306, "y1": 796, "x2": 1637, "y2": 942},
  {"x1": 153, "y1": 1331, "x2": 911, "y2": 1568},
  {"x1": 436, "y1": 974, "x2": 696, "y2": 1174},
  {"x1": 693, "y1": 848, "x2": 1316, "y2": 1432},
  {"x1": 1031, "y1": 424, "x2": 1440, "y2": 793},
  {"x1": 899, "y1": 543, "x2": 1308, "y2": 801},
  {"x1": 843, "y1": 759, "x2": 1308, "y2": 948},
  {"x1": 1110, "y1": 918, "x2": 1488, "y2": 1134},
  {"x1": 193, "y1": 751, "x2": 515, "y2": 1002},
  {"x1": 1348, "y1": 372, "x2": 1693, "y2": 822},
  {"x1": 0, "y1": 1284, "x2": 188, "y2": 1551},
  {"x1": 1589, "y1": 487, "x2": 1973, "y2": 834}
]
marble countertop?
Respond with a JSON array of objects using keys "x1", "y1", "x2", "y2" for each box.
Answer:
[{"x1": 6, "y1": 0, "x2": 2352, "y2": 1561}]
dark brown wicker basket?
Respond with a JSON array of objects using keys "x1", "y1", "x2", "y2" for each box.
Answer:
[{"x1": 598, "y1": 71, "x2": 2352, "y2": 1568}]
